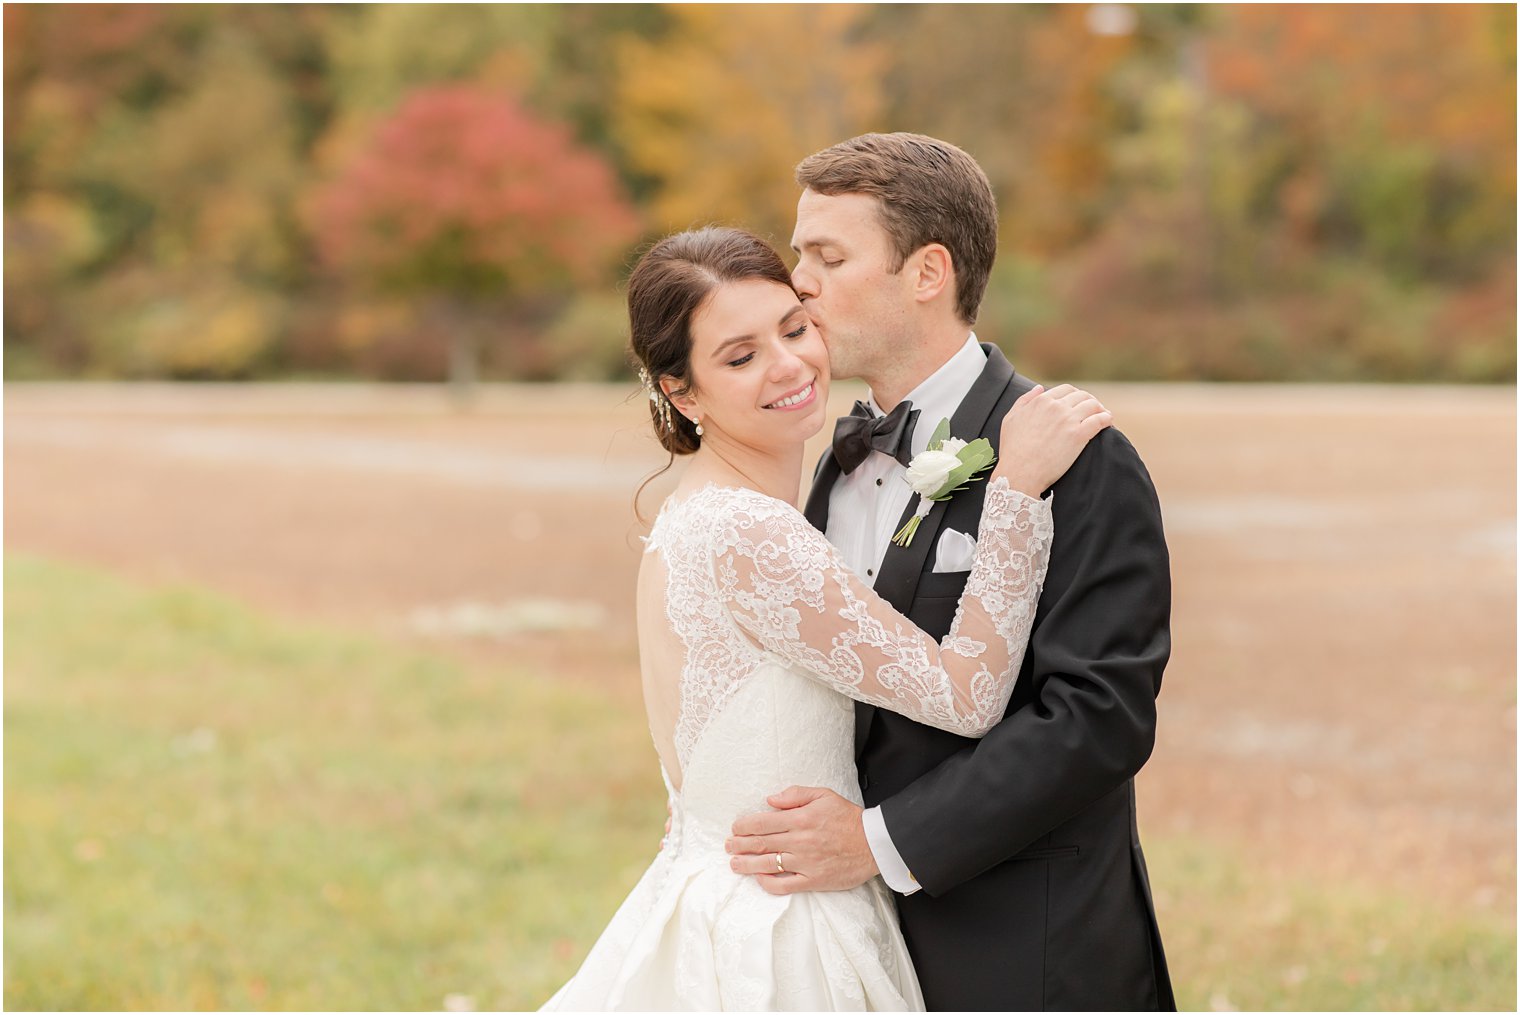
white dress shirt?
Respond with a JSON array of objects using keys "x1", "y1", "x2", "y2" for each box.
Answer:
[{"x1": 823, "y1": 334, "x2": 987, "y2": 894}]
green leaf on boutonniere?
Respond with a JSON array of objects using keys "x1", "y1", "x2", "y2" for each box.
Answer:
[
  {"x1": 960, "y1": 438, "x2": 996, "y2": 471},
  {"x1": 932, "y1": 438, "x2": 996, "y2": 501},
  {"x1": 927, "y1": 417, "x2": 952, "y2": 449}
]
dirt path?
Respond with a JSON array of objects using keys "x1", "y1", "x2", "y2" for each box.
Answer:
[{"x1": 6, "y1": 381, "x2": 1514, "y2": 914}]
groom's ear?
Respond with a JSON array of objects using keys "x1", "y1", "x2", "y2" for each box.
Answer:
[{"x1": 908, "y1": 243, "x2": 954, "y2": 307}]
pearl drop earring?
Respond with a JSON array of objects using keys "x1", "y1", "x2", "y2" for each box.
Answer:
[{"x1": 693, "y1": 418, "x2": 704, "y2": 437}]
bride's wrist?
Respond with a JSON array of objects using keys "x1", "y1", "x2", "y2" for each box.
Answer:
[{"x1": 993, "y1": 467, "x2": 1046, "y2": 500}]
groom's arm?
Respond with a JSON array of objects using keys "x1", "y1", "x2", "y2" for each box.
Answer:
[{"x1": 879, "y1": 426, "x2": 1170, "y2": 894}]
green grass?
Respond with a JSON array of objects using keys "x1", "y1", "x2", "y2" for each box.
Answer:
[
  {"x1": 5, "y1": 554, "x2": 664, "y2": 1010},
  {"x1": 1152, "y1": 837, "x2": 1514, "y2": 1010},
  {"x1": 6, "y1": 553, "x2": 1514, "y2": 1010}
]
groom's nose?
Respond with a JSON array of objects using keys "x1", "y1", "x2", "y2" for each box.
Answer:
[{"x1": 791, "y1": 264, "x2": 818, "y2": 300}]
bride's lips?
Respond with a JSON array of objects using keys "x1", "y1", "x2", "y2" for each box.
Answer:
[{"x1": 763, "y1": 379, "x2": 818, "y2": 412}]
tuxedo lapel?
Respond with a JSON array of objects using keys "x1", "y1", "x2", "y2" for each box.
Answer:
[
  {"x1": 871, "y1": 344, "x2": 1017, "y2": 615},
  {"x1": 872, "y1": 497, "x2": 946, "y2": 615},
  {"x1": 803, "y1": 449, "x2": 841, "y2": 533},
  {"x1": 953, "y1": 343, "x2": 1018, "y2": 454}
]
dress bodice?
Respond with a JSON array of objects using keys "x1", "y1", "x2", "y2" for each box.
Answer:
[{"x1": 661, "y1": 660, "x2": 860, "y2": 860}]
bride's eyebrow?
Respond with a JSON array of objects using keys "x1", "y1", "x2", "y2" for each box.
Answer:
[
  {"x1": 710, "y1": 307, "x2": 807, "y2": 360},
  {"x1": 710, "y1": 334, "x2": 755, "y2": 361}
]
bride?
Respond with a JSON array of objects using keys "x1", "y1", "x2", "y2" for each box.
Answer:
[{"x1": 543, "y1": 227, "x2": 1111, "y2": 1011}]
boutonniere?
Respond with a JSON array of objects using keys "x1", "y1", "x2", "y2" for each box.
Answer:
[{"x1": 892, "y1": 418, "x2": 997, "y2": 547}]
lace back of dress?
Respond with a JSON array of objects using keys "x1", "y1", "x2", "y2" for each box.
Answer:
[{"x1": 638, "y1": 486, "x2": 764, "y2": 794}]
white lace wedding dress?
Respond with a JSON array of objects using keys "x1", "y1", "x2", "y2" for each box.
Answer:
[{"x1": 542, "y1": 479, "x2": 1053, "y2": 1011}]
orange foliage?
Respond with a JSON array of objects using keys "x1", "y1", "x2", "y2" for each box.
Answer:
[
  {"x1": 879, "y1": 5, "x2": 1140, "y2": 255},
  {"x1": 4, "y1": 5, "x2": 1513, "y2": 382},
  {"x1": 1211, "y1": 5, "x2": 1515, "y2": 187}
]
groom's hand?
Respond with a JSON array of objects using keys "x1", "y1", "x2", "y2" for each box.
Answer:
[{"x1": 725, "y1": 786, "x2": 879, "y2": 894}]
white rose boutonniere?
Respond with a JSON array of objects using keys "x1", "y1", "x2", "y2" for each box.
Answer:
[
  {"x1": 892, "y1": 418, "x2": 997, "y2": 547},
  {"x1": 903, "y1": 448, "x2": 962, "y2": 493}
]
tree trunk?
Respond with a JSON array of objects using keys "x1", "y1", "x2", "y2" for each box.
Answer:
[
  {"x1": 448, "y1": 326, "x2": 478, "y2": 408},
  {"x1": 431, "y1": 295, "x2": 479, "y2": 409}
]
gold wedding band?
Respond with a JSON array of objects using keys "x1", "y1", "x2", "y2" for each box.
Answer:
[{"x1": 774, "y1": 853, "x2": 786, "y2": 874}]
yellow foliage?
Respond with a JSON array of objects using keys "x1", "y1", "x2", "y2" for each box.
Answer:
[
  {"x1": 334, "y1": 300, "x2": 420, "y2": 354},
  {"x1": 613, "y1": 4, "x2": 887, "y2": 246},
  {"x1": 8, "y1": 192, "x2": 100, "y2": 276},
  {"x1": 325, "y1": 4, "x2": 555, "y2": 114},
  {"x1": 81, "y1": 272, "x2": 280, "y2": 378},
  {"x1": 136, "y1": 283, "x2": 280, "y2": 376},
  {"x1": 874, "y1": 5, "x2": 1137, "y2": 256},
  {"x1": 78, "y1": 27, "x2": 302, "y2": 277}
]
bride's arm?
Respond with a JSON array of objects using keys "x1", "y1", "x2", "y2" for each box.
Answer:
[
  {"x1": 713, "y1": 384, "x2": 1108, "y2": 737},
  {"x1": 711, "y1": 481, "x2": 1051, "y2": 738}
]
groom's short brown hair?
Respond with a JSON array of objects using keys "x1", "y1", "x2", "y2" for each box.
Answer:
[{"x1": 796, "y1": 132, "x2": 997, "y2": 325}]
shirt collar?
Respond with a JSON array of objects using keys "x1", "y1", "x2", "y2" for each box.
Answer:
[{"x1": 867, "y1": 334, "x2": 987, "y2": 457}]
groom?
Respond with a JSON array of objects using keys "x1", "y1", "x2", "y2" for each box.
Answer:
[{"x1": 725, "y1": 133, "x2": 1175, "y2": 1011}]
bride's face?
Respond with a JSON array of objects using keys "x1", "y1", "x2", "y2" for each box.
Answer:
[{"x1": 673, "y1": 278, "x2": 831, "y2": 451}]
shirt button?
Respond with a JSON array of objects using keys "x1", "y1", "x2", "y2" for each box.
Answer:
[
  {"x1": 876, "y1": 478, "x2": 883, "y2": 486},
  {"x1": 866, "y1": 568, "x2": 874, "y2": 577}
]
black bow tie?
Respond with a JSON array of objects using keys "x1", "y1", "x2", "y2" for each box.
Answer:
[{"x1": 831, "y1": 399, "x2": 920, "y2": 474}]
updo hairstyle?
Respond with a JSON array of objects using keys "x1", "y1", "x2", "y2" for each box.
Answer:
[{"x1": 627, "y1": 226, "x2": 795, "y2": 455}]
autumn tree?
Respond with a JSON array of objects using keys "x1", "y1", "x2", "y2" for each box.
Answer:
[
  {"x1": 307, "y1": 85, "x2": 639, "y2": 396},
  {"x1": 613, "y1": 4, "x2": 886, "y2": 245},
  {"x1": 869, "y1": 4, "x2": 1146, "y2": 256},
  {"x1": 7, "y1": 4, "x2": 1511, "y2": 383},
  {"x1": 1208, "y1": 4, "x2": 1516, "y2": 280},
  {"x1": 4, "y1": 5, "x2": 333, "y2": 377},
  {"x1": 318, "y1": 5, "x2": 661, "y2": 186}
]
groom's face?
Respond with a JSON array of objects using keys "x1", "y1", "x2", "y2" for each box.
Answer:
[{"x1": 790, "y1": 189, "x2": 915, "y2": 382}]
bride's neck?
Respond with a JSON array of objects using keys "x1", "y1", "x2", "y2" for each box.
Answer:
[{"x1": 682, "y1": 437, "x2": 804, "y2": 506}]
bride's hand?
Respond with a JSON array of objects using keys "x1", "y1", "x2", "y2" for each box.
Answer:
[{"x1": 994, "y1": 384, "x2": 1112, "y2": 497}]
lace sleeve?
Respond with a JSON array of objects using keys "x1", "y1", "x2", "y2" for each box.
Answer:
[{"x1": 711, "y1": 478, "x2": 1053, "y2": 738}]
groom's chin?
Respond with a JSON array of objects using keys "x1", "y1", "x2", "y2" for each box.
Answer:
[{"x1": 823, "y1": 348, "x2": 864, "y2": 383}]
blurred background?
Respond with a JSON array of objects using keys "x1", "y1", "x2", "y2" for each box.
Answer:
[
  {"x1": 7, "y1": 3, "x2": 1516, "y2": 386},
  {"x1": 4, "y1": 3, "x2": 1515, "y2": 1011}
]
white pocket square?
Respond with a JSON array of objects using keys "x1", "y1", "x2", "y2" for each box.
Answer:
[{"x1": 932, "y1": 528, "x2": 977, "y2": 573}]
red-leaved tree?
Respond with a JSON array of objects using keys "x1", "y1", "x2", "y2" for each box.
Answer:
[{"x1": 309, "y1": 85, "x2": 639, "y2": 393}]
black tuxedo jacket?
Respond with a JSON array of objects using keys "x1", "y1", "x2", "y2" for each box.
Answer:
[{"x1": 804, "y1": 345, "x2": 1175, "y2": 1011}]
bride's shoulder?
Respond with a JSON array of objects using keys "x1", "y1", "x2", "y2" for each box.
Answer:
[
  {"x1": 662, "y1": 481, "x2": 794, "y2": 515},
  {"x1": 653, "y1": 483, "x2": 810, "y2": 542}
]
